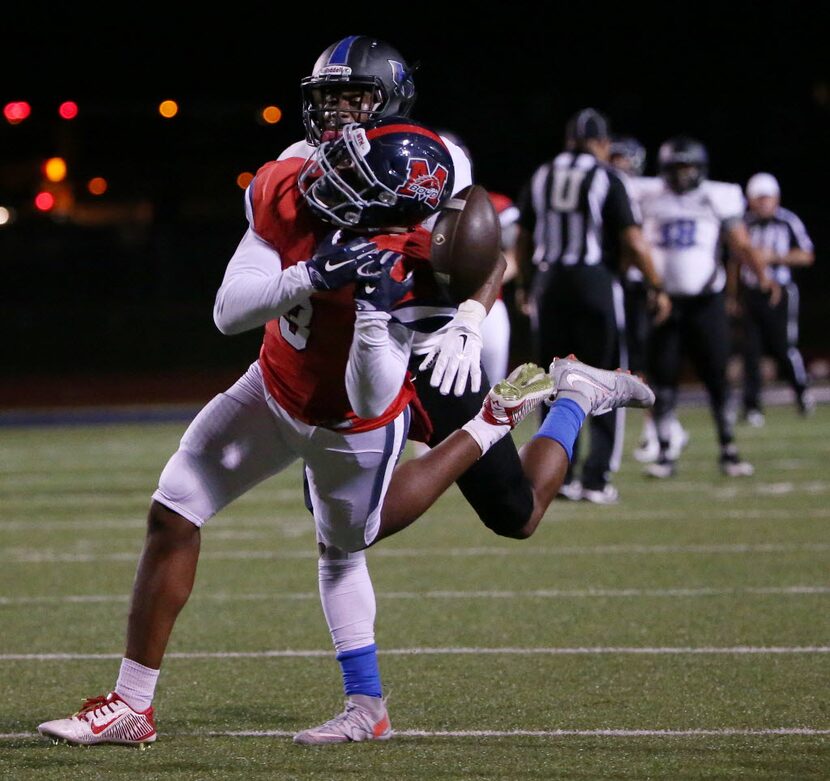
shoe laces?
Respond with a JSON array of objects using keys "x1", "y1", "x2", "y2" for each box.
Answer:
[{"x1": 75, "y1": 693, "x2": 117, "y2": 721}]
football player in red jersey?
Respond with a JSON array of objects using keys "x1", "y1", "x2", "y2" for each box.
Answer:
[
  {"x1": 37, "y1": 113, "x2": 657, "y2": 748},
  {"x1": 37, "y1": 117, "x2": 463, "y2": 748}
]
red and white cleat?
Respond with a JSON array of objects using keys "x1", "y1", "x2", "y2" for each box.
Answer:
[
  {"x1": 481, "y1": 363, "x2": 554, "y2": 429},
  {"x1": 38, "y1": 691, "x2": 156, "y2": 746}
]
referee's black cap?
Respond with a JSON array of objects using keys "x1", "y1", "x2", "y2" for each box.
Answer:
[{"x1": 565, "y1": 108, "x2": 610, "y2": 143}]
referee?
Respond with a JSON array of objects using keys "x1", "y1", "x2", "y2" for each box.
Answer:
[
  {"x1": 738, "y1": 172, "x2": 816, "y2": 424},
  {"x1": 515, "y1": 108, "x2": 668, "y2": 504}
]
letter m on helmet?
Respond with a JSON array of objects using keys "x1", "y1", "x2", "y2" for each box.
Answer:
[{"x1": 396, "y1": 158, "x2": 449, "y2": 208}]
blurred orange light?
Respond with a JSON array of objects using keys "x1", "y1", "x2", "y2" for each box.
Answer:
[
  {"x1": 44, "y1": 157, "x2": 68, "y2": 183},
  {"x1": 58, "y1": 101, "x2": 79, "y2": 120},
  {"x1": 236, "y1": 172, "x2": 254, "y2": 190},
  {"x1": 4, "y1": 101, "x2": 31, "y2": 124},
  {"x1": 34, "y1": 192, "x2": 55, "y2": 211},
  {"x1": 262, "y1": 105, "x2": 282, "y2": 124},
  {"x1": 88, "y1": 177, "x2": 108, "y2": 196},
  {"x1": 159, "y1": 100, "x2": 178, "y2": 118}
]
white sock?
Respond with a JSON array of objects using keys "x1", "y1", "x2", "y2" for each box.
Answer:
[
  {"x1": 318, "y1": 547, "x2": 376, "y2": 653},
  {"x1": 115, "y1": 658, "x2": 159, "y2": 712},
  {"x1": 461, "y1": 416, "x2": 510, "y2": 456}
]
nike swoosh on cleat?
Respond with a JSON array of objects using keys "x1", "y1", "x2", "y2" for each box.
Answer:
[
  {"x1": 565, "y1": 372, "x2": 610, "y2": 393},
  {"x1": 363, "y1": 285, "x2": 377, "y2": 295},
  {"x1": 90, "y1": 715, "x2": 124, "y2": 735}
]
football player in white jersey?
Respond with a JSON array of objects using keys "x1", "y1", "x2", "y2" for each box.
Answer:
[
  {"x1": 609, "y1": 137, "x2": 690, "y2": 464},
  {"x1": 631, "y1": 137, "x2": 776, "y2": 478}
]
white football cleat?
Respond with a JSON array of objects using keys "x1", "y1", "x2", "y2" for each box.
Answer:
[
  {"x1": 581, "y1": 483, "x2": 620, "y2": 505},
  {"x1": 645, "y1": 457, "x2": 677, "y2": 479},
  {"x1": 481, "y1": 363, "x2": 554, "y2": 429},
  {"x1": 720, "y1": 447, "x2": 754, "y2": 477},
  {"x1": 293, "y1": 695, "x2": 392, "y2": 745},
  {"x1": 558, "y1": 479, "x2": 583, "y2": 501},
  {"x1": 38, "y1": 691, "x2": 156, "y2": 746},
  {"x1": 549, "y1": 355, "x2": 655, "y2": 416}
]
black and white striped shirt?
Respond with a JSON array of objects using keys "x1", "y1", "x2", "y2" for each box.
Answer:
[
  {"x1": 742, "y1": 207, "x2": 814, "y2": 287},
  {"x1": 517, "y1": 151, "x2": 639, "y2": 271}
]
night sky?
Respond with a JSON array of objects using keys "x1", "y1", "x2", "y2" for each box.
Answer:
[{"x1": 2, "y1": 4, "x2": 827, "y2": 391}]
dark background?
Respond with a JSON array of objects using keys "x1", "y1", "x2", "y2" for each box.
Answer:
[{"x1": 2, "y1": 5, "x2": 827, "y2": 405}]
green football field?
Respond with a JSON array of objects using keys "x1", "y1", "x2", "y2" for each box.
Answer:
[{"x1": 1, "y1": 401, "x2": 828, "y2": 779}]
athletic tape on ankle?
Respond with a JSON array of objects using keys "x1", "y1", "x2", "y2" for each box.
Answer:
[
  {"x1": 336, "y1": 643, "x2": 382, "y2": 698},
  {"x1": 533, "y1": 398, "x2": 586, "y2": 461}
]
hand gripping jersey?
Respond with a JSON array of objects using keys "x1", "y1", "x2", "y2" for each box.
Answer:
[
  {"x1": 631, "y1": 177, "x2": 744, "y2": 296},
  {"x1": 248, "y1": 157, "x2": 452, "y2": 432}
]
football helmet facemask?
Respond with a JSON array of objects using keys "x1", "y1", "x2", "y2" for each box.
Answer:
[
  {"x1": 301, "y1": 35, "x2": 417, "y2": 146},
  {"x1": 658, "y1": 136, "x2": 709, "y2": 194},
  {"x1": 609, "y1": 136, "x2": 646, "y2": 176},
  {"x1": 298, "y1": 116, "x2": 455, "y2": 230}
]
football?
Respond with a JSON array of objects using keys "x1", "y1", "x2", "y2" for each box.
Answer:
[{"x1": 430, "y1": 184, "x2": 502, "y2": 303}]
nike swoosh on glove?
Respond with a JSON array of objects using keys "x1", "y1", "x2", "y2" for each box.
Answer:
[
  {"x1": 354, "y1": 251, "x2": 412, "y2": 312},
  {"x1": 419, "y1": 299, "x2": 486, "y2": 396},
  {"x1": 305, "y1": 230, "x2": 382, "y2": 291}
]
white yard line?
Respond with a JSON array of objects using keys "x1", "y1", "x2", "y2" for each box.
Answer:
[
  {"x1": 2, "y1": 585, "x2": 829, "y2": 606},
  {"x1": 2, "y1": 646, "x2": 829, "y2": 661},
  {"x1": 1, "y1": 507, "x2": 829, "y2": 532},
  {"x1": 3, "y1": 542, "x2": 829, "y2": 563},
  {"x1": 3, "y1": 727, "x2": 829, "y2": 740}
]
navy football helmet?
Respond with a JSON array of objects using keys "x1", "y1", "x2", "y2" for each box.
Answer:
[
  {"x1": 609, "y1": 136, "x2": 646, "y2": 176},
  {"x1": 298, "y1": 116, "x2": 455, "y2": 230},
  {"x1": 658, "y1": 136, "x2": 709, "y2": 193},
  {"x1": 301, "y1": 36, "x2": 417, "y2": 146}
]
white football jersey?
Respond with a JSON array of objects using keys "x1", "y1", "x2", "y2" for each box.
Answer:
[{"x1": 631, "y1": 177, "x2": 744, "y2": 296}]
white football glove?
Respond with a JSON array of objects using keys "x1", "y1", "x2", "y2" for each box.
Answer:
[{"x1": 419, "y1": 299, "x2": 486, "y2": 396}]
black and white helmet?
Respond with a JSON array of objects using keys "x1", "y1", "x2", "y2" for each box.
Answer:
[{"x1": 301, "y1": 35, "x2": 417, "y2": 146}]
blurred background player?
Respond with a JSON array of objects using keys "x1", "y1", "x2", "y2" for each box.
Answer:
[
  {"x1": 634, "y1": 137, "x2": 776, "y2": 478},
  {"x1": 734, "y1": 172, "x2": 815, "y2": 425},
  {"x1": 609, "y1": 136, "x2": 690, "y2": 463},
  {"x1": 516, "y1": 109, "x2": 668, "y2": 503}
]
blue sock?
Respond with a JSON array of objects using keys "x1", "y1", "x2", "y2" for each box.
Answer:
[
  {"x1": 533, "y1": 398, "x2": 586, "y2": 461},
  {"x1": 337, "y1": 644, "x2": 382, "y2": 698}
]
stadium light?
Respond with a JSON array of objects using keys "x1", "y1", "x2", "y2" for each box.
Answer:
[
  {"x1": 261, "y1": 105, "x2": 282, "y2": 124},
  {"x1": 4, "y1": 101, "x2": 31, "y2": 124},
  {"x1": 34, "y1": 192, "x2": 55, "y2": 212},
  {"x1": 44, "y1": 157, "x2": 68, "y2": 183},
  {"x1": 159, "y1": 100, "x2": 178, "y2": 119},
  {"x1": 236, "y1": 172, "x2": 254, "y2": 190},
  {"x1": 58, "y1": 101, "x2": 79, "y2": 120},
  {"x1": 88, "y1": 177, "x2": 108, "y2": 196},
  {"x1": 0, "y1": 206, "x2": 12, "y2": 226}
]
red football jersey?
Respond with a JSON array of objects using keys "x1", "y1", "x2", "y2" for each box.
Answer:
[{"x1": 249, "y1": 158, "x2": 447, "y2": 433}]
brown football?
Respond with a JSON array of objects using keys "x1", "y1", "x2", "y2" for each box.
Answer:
[{"x1": 430, "y1": 184, "x2": 502, "y2": 303}]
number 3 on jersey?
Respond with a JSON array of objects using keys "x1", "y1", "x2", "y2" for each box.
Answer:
[
  {"x1": 658, "y1": 218, "x2": 697, "y2": 249},
  {"x1": 280, "y1": 301, "x2": 312, "y2": 349}
]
